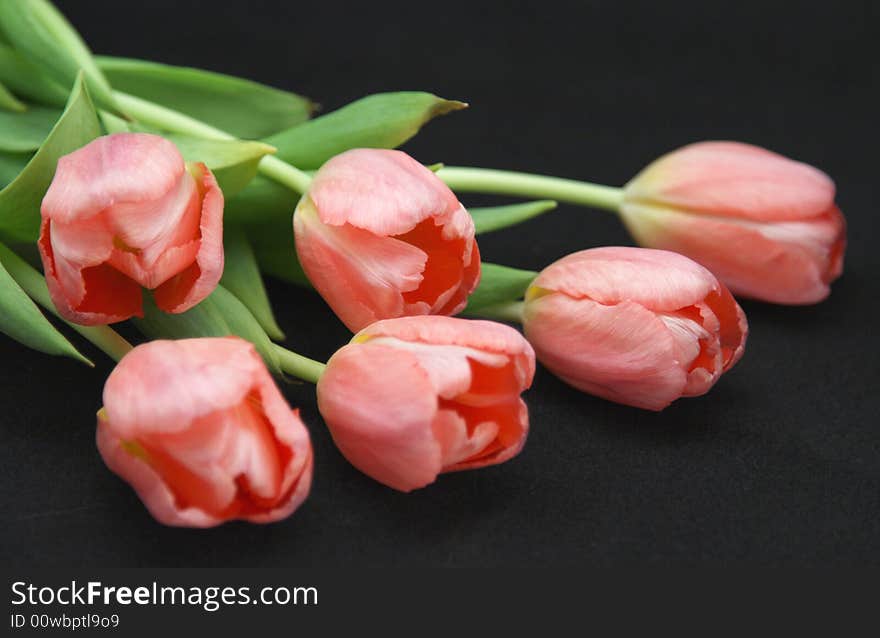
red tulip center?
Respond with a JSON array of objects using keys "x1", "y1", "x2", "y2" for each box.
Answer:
[{"x1": 395, "y1": 218, "x2": 466, "y2": 307}]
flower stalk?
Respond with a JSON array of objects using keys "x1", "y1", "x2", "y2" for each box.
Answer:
[
  {"x1": 436, "y1": 166, "x2": 624, "y2": 212},
  {"x1": 272, "y1": 345, "x2": 326, "y2": 383}
]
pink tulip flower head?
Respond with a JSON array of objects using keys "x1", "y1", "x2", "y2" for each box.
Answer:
[
  {"x1": 316, "y1": 316, "x2": 534, "y2": 492},
  {"x1": 523, "y1": 247, "x2": 747, "y2": 411},
  {"x1": 294, "y1": 149, "x2": 481, "y2": 332},
  {"x1": 39, "y1": 133, "x2": 224, "y2": 325},
  {"x1": 97, "y1": 337, "x2": 313, "y2": 527},
  {"x1": 620, "y1": 141, "x2": 845, "y2": 304}
]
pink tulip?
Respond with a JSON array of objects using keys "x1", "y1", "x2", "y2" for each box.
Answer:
[
  {"x1": 39, "y1": 133, "x2": 224, "y2": 325},
  {"x1": 294, "y1": 149, "x2": 480, "y2": 332},
  {"x1": 620, "y1": 141, "x2": 846, "y2": 304},
  {"x1": 316, "y1": 316, "x2": 534, "y2": 492},
  {"x1": 523, "y1": 247, "x2": 747, "y2": 411},
  {"x1": 97, "y1": 337, "x2": 313, "y2": 527}
]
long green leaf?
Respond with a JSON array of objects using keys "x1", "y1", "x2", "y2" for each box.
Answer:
[
  {"x1": 247, "y1": 222, "x2": 310, "y2": 286},
  {"x1": 0, "y1": 241, "x2": 89, "y2": 364},
  {"x1": 0, "y1": 105, "x2": 60, "y2": 152},
  {"x1": 471, "y1": 200, "x2": 558, "y2": 235},
  {"x1": 221, "y1": 228, "x2": 285, "y2": 340},
  {"x1": 210, "y1": 286, "x2": 283, "y2": 376},
  {"x1": 97, "y1": 56, "x2": 313, "y2": 139},
  {"x1": 264, "y1": 92, "x2": 466, "y2": 169},
  {"x1": 225, "y1": 175, "x2": 295, "y2": 226},
  {"x1": 0, "y1": 78, "x2": 24, "y2": 111},
  {"x1": 0, "y1": 41, "x2": 69, "y2": 106},
  {"x1": 465, "y1": 263, "x2": 537, "y2": 312},
  {"x1": 134, "y1": 286, "x2": 283, "y2": 376},
  {"x1": 0, "y1": 74, "x2": 101, "y2": 242},
  {"x1": 168, "y1": 135, "x2": 276, "y2": 198},
  {"x1": 0, "y1": 151, "x2": 29, "y2": 186},
  {"x1": 134, "y1": 293, "x2": 230, "y2": 341},
  {"x1": 0, "y1": 0, "x2": 117, "y2": 110}
]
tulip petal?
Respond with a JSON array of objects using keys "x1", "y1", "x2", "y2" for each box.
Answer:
[
  {"x1": 102, "y1": 338, "x2": 263, "y2": 438},
  {"x1": 41, "y1": 133, "x2": 186, "y2": 225},
  {"x1": 360, "y1": 315, "x2": 534, "y2": 362},
  {"x1": 625, "y1": 141, "x2": 836, "y2": 222},
  {"x1": 96, "y1": 417, "x2": 224, "y2": 527},
  {"x1": 309, "y1": 148, "x2": 461, "y2": 235},
  {"x1": 318, "y1": 342, "x2": 444, "y2": 492},
  {"x1": 39, "y1": 219, "x2": 143, "y2": 324},
  {"x1": 153, "y1": 163, "x2": 225, "y2": 313},
  {"x1": 98, "y1": 337, "x2": 313, "y2": 527},
  {"x1": 659, "y1": 312, "x2": 722, "y2": 396},
  {"x1": 294, "y1": 199, "x2": 427, "y2": 330},
  {"x1": 248, "y1": 382, "x2": 313, "y2": 523},
  {"x1": 366, "y1": 336, "x2": 510, "y2": 401},
  {"x1": 296, "y1": 149, "x2": 479, "y2": 330},
  {"x1": 438, "y1": 398, "x2": 528, "y2": 471},
  {"x1": 701, "y1": 286, "x2": 748, "y2": 371},
  {"x1": 104, "y1": 173, "x2": 202, "y2": 289},
  {"x1": 524, "y1": 293, "x2": 688, "y2": 411},
  {"x1": 529, "y1": 245, "x2": 721, "y2": 312},
  {"x1": 621, "y1": 202, "x2": 844, "y2": 304}
]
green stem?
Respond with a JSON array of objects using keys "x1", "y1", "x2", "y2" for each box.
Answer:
[
  {"x1": 0, "y1": 246, "x2": 134, "y2": 362},
  {"x1": 112, "y1": 91, "x2": 313, "y2": 194},
  {"x1": 273, "y1": 344, "x2": 326, "y2": 384},
  {"x1": 468, "y1": 300, "x2": 525, "y2": 324},
  {"x1": 437, "y1": 166, "x2": 624, "y2": 212},
  {"x1": 257, "y1": 155, "x2": 314, "y2": 196}
]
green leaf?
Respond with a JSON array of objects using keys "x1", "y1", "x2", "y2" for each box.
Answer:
[
  {"x1": 0, "y1": 74, "x2": 101, "y2": 242},
  {"x1": 99, "y1": 109, "x2": 131, "y2": 134},
  {"x1": 0, "y1": 40, "x2": 70, "y2": 106},
  {"x1": 225, "y1": 176, "x2": 294, "y2": 227},
  {"x1": 471, "y1": 200, "x2": 558, "y2": 235},
  {"x1": 97, "y1": 56, "x2": 313, "y2": 139},
  {"x1": 221, "y1": 228, "x2": 285, "y2": 340},
  {"x1": 225, "y1": 175, "x2": 296, "y2": 226},
  {"x1": 0, "y1": 240, "x2": 132, "y2": 361},
  {"x1": 264, "y1": 92, "x2": 467, "y2": 170},
  {"x1": 168, "y1": 135, "x2": 275, "y2": 197},
  {"x1": 0, "y1": 0, "x2": 118, "y2": 111},
  {"x1": 247, "y1": 222, "x2": 310, "y2": 286},
  {"x1": 0, "y1": 105, "x2": 60, "y2": 152},
  {"x1": 0, "y1": 151, "x2": 30, "y2": 187},
  {"x1": 210, "y1": 286, "x2": 283, "y2": 376},
  {"x1": 0, "y1": 241, "x2": 90, "y2": 364},
  {"x1": 465, "y1": 263, "x2": 537, "y2": 312},
  {"x1": 134, "y1": 293, "x2": 230, "y2": 341},
  {"x1": 0, "y1": 79, "x2": 25, "y2": 111},
  {"x1": 134, "y1": 286, "x2": 283, "y2": 376}
]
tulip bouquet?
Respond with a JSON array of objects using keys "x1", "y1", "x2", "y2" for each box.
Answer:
[{"x1": 0, "y1": 1, "x2": 846, "y2": 527}]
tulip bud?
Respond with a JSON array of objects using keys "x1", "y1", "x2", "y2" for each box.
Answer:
[
  {"x1": 316, "y1": 316, "x2": 534, "y2": 491},
  {"x1": 294, "y1": 149, "x2": 480, "y2": 332},
  {"x1": 620, "y1": 141, "x2": 845, "y2": 304},
  {"x1": 523, "y1": 247, "x2": 747, "y2": 411},
  {"x1": 39, "y1": 132, "x2": 224, "y2": 325},
  {"x1": 97, "y1": 337, "x2": 313, "y2": 527}
]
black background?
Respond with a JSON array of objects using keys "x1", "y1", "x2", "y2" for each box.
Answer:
[{"x1": 2, "y1": 0, "x2": 878, "y2": 567}]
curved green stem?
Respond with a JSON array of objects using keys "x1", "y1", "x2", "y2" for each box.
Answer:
[
  {"x1": 273, "y1": 344, "x2": 326, "y2": 384},
  {"x1": 113, "y1": 91, "x2": 313, "y2": 194},
  {"x1": 467, "y1": 300, "x2": 525, "y2": 324},
  {"x1": 437, "y1": 166, "x2": 624, "y2": 212},
  {"x1": 0, "y1": 246, "x2": 134, "y2": 362}
]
